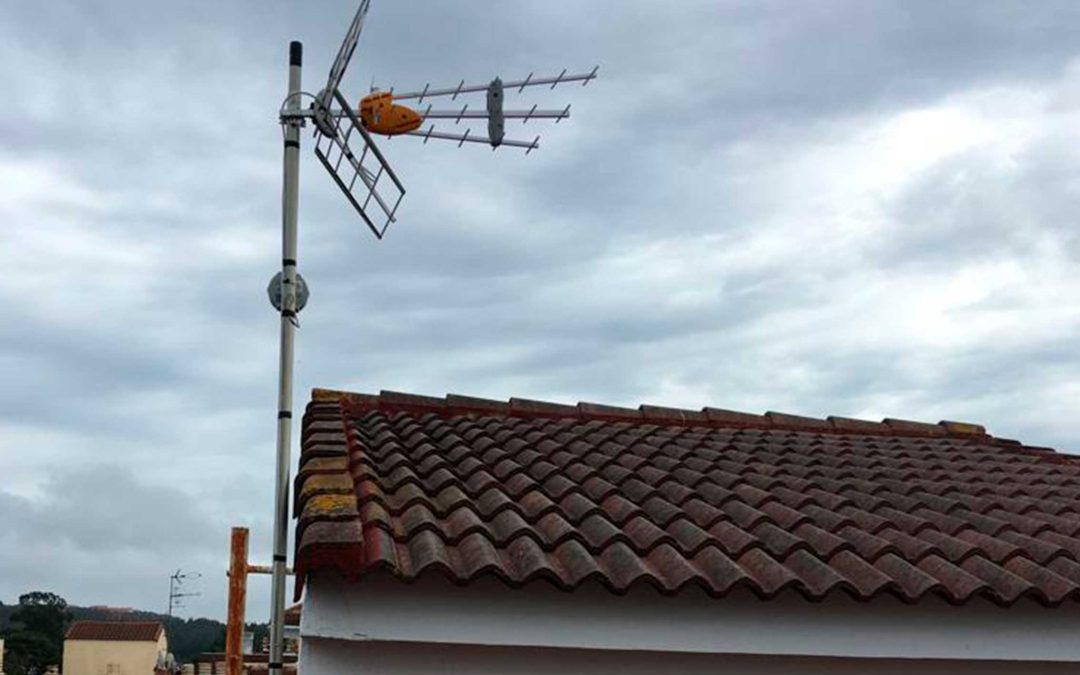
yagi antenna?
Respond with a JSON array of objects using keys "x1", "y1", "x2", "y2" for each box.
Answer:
[
  {"x1": 280, "y1": 0, "x2": 597, "y2": 238},
  {"x1": 266, "y1": 5, "x2": 597, "y2": 675}
]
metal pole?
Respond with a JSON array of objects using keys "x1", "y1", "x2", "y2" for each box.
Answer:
[
  {"x1": 270, "y1": 40, "x2": 302, "y2": 675},
  {"x1": 225, "y1": 528, "x2": 250, "y2": 675}
]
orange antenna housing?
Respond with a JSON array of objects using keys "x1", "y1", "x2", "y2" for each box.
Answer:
[{"x1": 359, "y1": 91, "x2": 423, "y2": 135}]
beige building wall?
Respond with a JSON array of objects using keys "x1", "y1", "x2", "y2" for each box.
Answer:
[{"x1": 62, "y1": 634, "x2": 167, "y2": 675}]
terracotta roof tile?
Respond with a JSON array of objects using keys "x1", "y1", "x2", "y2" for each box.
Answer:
[
  {"x1": 294, "y1": 389, "x2": 1080, "y2": 607},
  {"x1": 65, "y1": 621, "x2": 163, "y2": 642}
]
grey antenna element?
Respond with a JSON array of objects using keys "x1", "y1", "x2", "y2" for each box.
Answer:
[
  {"x1": 403, "y1": 127, "x2": 540, "y2": 152},
  {"x1": 487, "y1": 77, "x2": 505, "y2": 147},
  {"x1": 313, "y1": 88, "x2": 405, "y2": 239},
  {"x1": 415, "y1": 107, "x2": 570, "y2": 122},
  {"x1": 390, "y1": 67, "x2": 599, "y2": 100},
  {"x1": 381, "y1": 67, "x2": 595, "y2": 150},
  {"x1": 316, "y1": 0, "x2": 371, "y2": 118}
]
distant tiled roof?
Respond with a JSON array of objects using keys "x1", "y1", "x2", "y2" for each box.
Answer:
[
  {"x1": 65, "y1": 621, "x2": 163, "y2": 642},
  {"x1": 294, "y1": 389, "x2": 1080, "y2": 607},
  {"x1": 284, "y1": 603, "x2": 301, "y2": 626}
]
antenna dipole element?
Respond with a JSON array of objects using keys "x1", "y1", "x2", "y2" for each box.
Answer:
[
  {"x1": 317, "y1": 0, "x2": 371, "y2": 113},
  {"x1": 390, "y1": 67, "x2": 599, "y2": 101}
]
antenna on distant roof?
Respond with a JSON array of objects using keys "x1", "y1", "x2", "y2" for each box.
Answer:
[
  {"x1": 266, "y1": 4, "x2": 597, "y2": 675},
  {"x1": 166, "y1": 569, "x2": 201, "y2": 619}
]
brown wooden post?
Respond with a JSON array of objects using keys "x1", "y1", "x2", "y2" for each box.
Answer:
[{"x1": 225, "y1": 527, "x2": 249, "y2": 675}]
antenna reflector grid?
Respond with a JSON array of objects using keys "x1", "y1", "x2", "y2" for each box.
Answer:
[{"x1": 314, "y1": 88, "x2": 405, "y2": 239}]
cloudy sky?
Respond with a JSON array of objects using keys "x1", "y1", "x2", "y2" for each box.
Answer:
[{"x1": 3, "y1": 0, "x2": 1080, "y2": 621}]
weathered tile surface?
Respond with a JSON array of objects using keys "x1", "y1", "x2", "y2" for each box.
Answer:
[
  {"x1": 66, "y1": 621, "x2": 164, "y2": 641},
  {"x1": 294, "y1": 389, "x2": 1080, "y2": 606}
]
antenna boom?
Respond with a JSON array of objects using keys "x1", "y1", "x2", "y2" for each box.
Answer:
[
  {"x1": 419, "y1": 109, "x2": 569, "y2": 121},
  {"x1": 391, "y1": 67, "x2": 598, "y2": 101},
  {"x1": 286, "y1": 108, "x2": 570, "y2": 122},
  {"x1": 405, "y1": 128, "x2": 540, "y2": 152}
]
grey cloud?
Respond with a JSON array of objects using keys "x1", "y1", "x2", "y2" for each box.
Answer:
[
  {"x1": 876, "y1": 141, "x2": 1080, "y2": 270},
  {"x1": 3, "y1": 0, "x2": 1080, "y2": 620},
  {"x1": 0, "y1": 465, "x2": 225, "y2": 609},
  {"x1": 0, "y1": 466, "x2": 215, "y2": 553}
]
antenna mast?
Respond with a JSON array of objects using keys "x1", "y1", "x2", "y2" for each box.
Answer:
[
  {"x1": 265, "y1": 6, "x2": 595, "y2": 675},
  {"x1": 267, "y1": 39, "x2": 303, "y2": 675}
]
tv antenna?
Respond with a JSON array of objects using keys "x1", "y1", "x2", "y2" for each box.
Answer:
[
  {"x1": 266, "y1": 3, "x2": 596, "y2": 675},
  {"x1": 166, "y1": 569, "x2": 201, "y2": 619}
]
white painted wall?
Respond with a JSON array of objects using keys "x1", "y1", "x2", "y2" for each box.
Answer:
[
  {"x1": 301, "y1": 638, "x2": 1080, "y2": 675},
  {"x1": 301, "y1": 572, "x2": 1080, "y2": 663}
]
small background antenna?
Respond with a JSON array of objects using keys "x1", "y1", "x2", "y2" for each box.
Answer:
[{"x1": 167, "y1": 569, "x2": 201, "y2": 618}]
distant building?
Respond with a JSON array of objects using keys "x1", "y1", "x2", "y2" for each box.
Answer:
[
  {"x1": 191, "y1": 653, "x2": 296, "y2": 675},
  {"x1": 198, "y1": 604, "x2": 300, "y2": 675},
  {"x1": 257, "y1": 604, "x2": 301, "y2": 656},
  {"x1": 283, "y1": 603, "x2": 301, "y2": 649},
  {"x1": 63, "y1": 621, "x2": 168, "y2": 675}
]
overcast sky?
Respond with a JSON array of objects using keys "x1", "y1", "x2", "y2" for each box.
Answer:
[{"x1": 2, "y1": 0, "x2": 1080, "y2": 621}]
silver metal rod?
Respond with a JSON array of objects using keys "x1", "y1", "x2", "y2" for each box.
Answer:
[
  {"x1": 402, "y1": 129, "x2": 540, "y2": 150},
  {"x1": 281, "y1": 108, "x2": 569, "y2": 121},
  {"x1": 422, "y1": 109, "x2": 567, "y2": 120},
  {"x1": 270, "y1": 39, "x2": 302, "y2": 675},
  {"x1": 247, "y1": 564, "x2": 294, "y2": 576},
  {"x1": 391, "y1": 69, "x2": 598, "y2": 101}
]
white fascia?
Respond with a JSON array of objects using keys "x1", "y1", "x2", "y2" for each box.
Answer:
[{"x1": 300, "y1": 572, "x2": 1080, "y2": 663}]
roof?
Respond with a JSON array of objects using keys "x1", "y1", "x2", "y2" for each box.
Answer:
[
  {"x1": 284, "y1": 603, "x2": 301, "y2": 626},
  {"x1": 294, "y1": 389, "x2": 1080, "y2": 607},
  {"x1": 65, "y1": 621, "x2": 164, "y2": 642}
]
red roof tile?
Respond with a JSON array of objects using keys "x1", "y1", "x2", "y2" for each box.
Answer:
[
  {"x1": 65, "y1": 621, "x2": 163, "y2": 642},
  {"x1": 284, "y1": 603, "x2": 302, "y2": 626},
  {"x1": 294, "y1": 389, "x2": 1080, "y2": 606}
]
